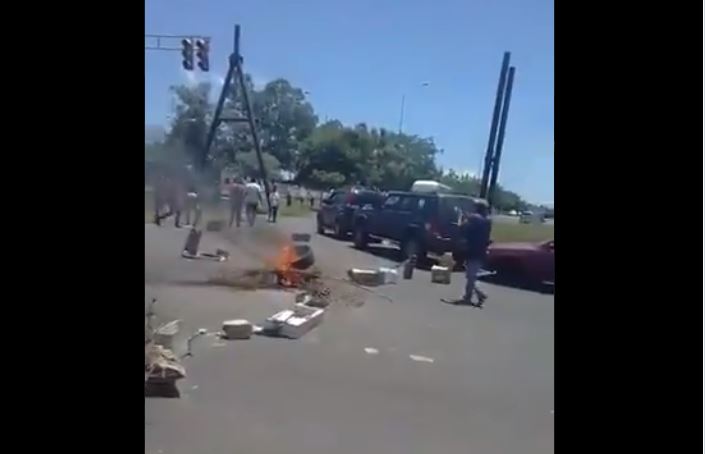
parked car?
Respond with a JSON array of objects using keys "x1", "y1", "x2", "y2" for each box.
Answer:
[
  {"x1": 316, "y1": 187, "x2": 384, "y2": 238},
  {"x1": 484, "y1": 239, "x2": 554, "y2": 286},
  {"x1": 351, "y1": 190, "x2": 485, "y2": 264}
]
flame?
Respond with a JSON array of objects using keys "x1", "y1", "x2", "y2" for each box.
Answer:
[{"x1": 267, "y1": 243, "x2": 300, "y2": 287}]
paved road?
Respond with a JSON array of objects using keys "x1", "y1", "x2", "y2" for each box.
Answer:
[{"x1": 145, "y1": 215, "x2": 554, "y2": 454}]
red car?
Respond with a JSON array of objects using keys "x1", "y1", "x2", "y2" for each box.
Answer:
[{"x1": 484, "y1": 239, "x2": 554, "y2": 286}]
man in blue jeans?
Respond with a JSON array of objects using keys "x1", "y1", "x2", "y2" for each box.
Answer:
[{"x1": 460, "y1": 200, "x2": 492, "y2": 307}]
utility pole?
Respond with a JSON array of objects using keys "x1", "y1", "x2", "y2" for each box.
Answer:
[
  {"x1": 202, "y1": 25, "x2": 271, "y2": 213},
  {"x1": 479, "y1": 52, "x2": 511, "y2": 199},
  {"x1": 487, "y1": 66, "x2": 516, "y2": 207}
]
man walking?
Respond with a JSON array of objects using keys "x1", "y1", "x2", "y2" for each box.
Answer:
[
  {"x1": 268, "y1": 183, "x2": 281, "y2": 223},
  {"x1": 229, "y1": 177, "x2": 246, "y2": 228},
  {"x1": 459, "y1": 200, "x2": 492, "y2": 307},
  {"x1": 244, "y1": 177, "x2": 263, "y2": 227}
]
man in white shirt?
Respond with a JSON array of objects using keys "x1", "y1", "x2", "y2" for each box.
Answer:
[{"x1": 244, "y1": 177, "x2": 263, "y2": 226}]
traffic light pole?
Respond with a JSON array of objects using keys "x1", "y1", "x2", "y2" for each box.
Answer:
[{"x1": 202, "y1": 25, "x2": 271, "y2": 213}]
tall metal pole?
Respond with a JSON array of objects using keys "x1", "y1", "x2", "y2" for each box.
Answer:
[
  {"x1": 487, "y1": 66, "x2": 516, "y2": 208},
  {"x1": 202, "y1": 62, "x2": 235, "y2": 169},
  {"x1": 232, "y1": 25, "x2": 271, "y2": 211},
  {"x1": 398, "y1": 94, "x2": 406, "y2": 133},
  {"x1": 479, "y1": 52, "x2": 511, "y2": 199}
]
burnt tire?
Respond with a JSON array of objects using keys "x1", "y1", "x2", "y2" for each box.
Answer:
[{"x1": 291, "y1": 245, "x2": 315, "y2": 270}]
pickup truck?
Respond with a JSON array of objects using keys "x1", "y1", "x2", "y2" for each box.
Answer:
[{"x1": 351, "y1": 191, "x2": 484, "y2": 264}]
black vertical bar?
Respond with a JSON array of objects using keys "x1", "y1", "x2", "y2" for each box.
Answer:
[
  {"x1": 479, "y1": 51, "x2": 511, "y2": 199},
  {"x1": 234, "y1": 26, "x2": 271, "y2": 212},
  {"x1": 487, "y1": 66, "x2": 516, "y2": 208},
  {"x1": 202, "y1": 62, "x2": 235, "y2": 169}
]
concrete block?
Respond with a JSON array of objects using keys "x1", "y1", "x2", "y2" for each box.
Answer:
[
  {"x1": 279, "y1": 304, "x2": 325, "y2": 339},
  {"x1": 348, "y1": 268, "x2": 384, "y2": 286},
  {"x1": 263, "y1": 309, "x2": 295, "y2": 333},
  {"x1": 222, "y1": 319, "x2": 253, "y2": 340},
  {"x1": 431, "y1": 265, "x2": 451, "y2": 284},
  {"x1": 378, "y1": 267, "x2": 399, "y2": 284}
]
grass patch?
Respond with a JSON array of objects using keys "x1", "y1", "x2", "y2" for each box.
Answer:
[{"x1": 491, "y1": 222, "x2": 554, "y2": 243}]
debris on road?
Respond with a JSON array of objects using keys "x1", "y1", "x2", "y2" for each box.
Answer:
[
  {"x1": 261, "y1": 303, "x2": 325, "y2": 339},
  {"x1": 181, "y1": 228, "x2": 229, "y2": 261},
  {"x1": 364, "y1": 347, "x2": 380, "y2": 355},
  {"x1": 153, "y1": 320, "x2": 181, "y2": 351},
  {"x1": 291, "y1": 233, "x2": 311, "y2": 242},
  {"x1": 222, "y1": 319, "x2": 253, "y2": 340},
  {"x1": 402, "y1": 256, "x2": 416, "y2": 279},
  {"x1": 348, "y1": 268, "x2": 384, "y2": 286},
  {"x1": 206, "y1": 219, "x2": 226, "y2": 232},
  {"x1": 409, "y1": 354, "x2": 435, "y2": 364},
  {"x1": 183, "y1": 228, "x2": 202, "y2": 256},
  {"x1": 431, "y1": 265, "x2": 451, "y2": 284},
  {"x1": 145, "y1": 343, "x2": 186, "y2": 398},
  {"x1": 379, "y1": 267, "x2": 399, "y2": 284}
]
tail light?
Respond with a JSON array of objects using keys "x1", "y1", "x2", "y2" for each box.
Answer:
[{"x1": 345, "y1": 193, "x2": 356, "y2": 206}]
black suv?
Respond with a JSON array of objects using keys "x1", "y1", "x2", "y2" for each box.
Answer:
[
  {"x1": 316, "y1": 187, "x2": 384, "y2": 238},
  {"x1": 352, "y1": 191, "x2": 484, "y2": 263}
]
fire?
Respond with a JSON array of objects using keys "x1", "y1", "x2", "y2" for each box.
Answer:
[{"x1": 268, "y1": 243, "x2": 300, "y2": 287}]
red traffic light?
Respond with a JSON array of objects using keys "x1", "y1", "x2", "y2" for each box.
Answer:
[
  {"x1": 195, "y1": 39, "x2": 209, "y2": 72},
  {"x1": 181, "y1": 39, "x2": 194, "y2": 71}
]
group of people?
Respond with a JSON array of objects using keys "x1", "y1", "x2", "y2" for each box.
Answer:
[{"x1": 227, "y1": 177, "x2": 282, "y2": 227}]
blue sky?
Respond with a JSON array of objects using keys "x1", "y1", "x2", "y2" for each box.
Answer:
[{"x1": 145, "y1": 0, "x2": 553, "y2": 203}]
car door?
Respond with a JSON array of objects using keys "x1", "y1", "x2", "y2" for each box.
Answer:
[
  {"x1": 373, "y1": 194, "x2": 403, "y2": 238},
  {"x1": 321, "y1": 191, "x2": 344, "y2": 226},
  {"x1": 392, "y1": 195, "x2": 422, "y2": 240},
  {"x1": 536, "y1": 240, "x2": 555, "y2": 283}
]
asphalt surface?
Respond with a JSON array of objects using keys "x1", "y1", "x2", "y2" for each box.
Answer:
[{"x1": 145, "y1": 214, "x2": 554, "y2": 454}]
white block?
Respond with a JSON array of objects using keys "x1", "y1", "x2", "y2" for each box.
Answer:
[
  {"x1": 348, "y1": 268, "x2": 384, "y2": 286},
  {"x1": 378, "y1": 267, "x2": 399, "y2": 284},
  {"x1": 279, "y1": 304, "x2": 325, "y2": 339},
  {"x1": 263, "y1": 310, "x2": 295, "y2": 332},
  {"x1": 431, "y1": 265, "x2": 451, "y2": 284},
  {"x1": 222, "y1": 319, "x2": 253, "y2": 340}
]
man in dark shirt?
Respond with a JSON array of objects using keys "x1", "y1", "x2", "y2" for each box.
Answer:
[{"x1": 460, "y1": 200, "x2": 492, "y2": 307}]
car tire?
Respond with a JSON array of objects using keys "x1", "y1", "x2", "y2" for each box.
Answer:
[
  {"x1": 353, "y1": 226, "x2": 368, "y2": 250},
  {"x1": 316, "y1": 215, "x2": 325, "y2": 234}
]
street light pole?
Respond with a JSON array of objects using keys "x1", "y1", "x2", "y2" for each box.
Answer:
[{"x1": 398, "y1": 82, "x2": 429, "y2": 134}]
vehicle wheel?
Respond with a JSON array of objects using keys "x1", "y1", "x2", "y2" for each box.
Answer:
[
  {"x1": 353, "y1": 226, "x2": 368, "y2": 250},
  {"x1": 316, "y1": 215, "x2": 324, "y2": 234}
]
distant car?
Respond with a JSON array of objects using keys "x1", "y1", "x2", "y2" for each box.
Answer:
[
  {"x1": 316, "y1": 187, "x2": 384, "y2": 238},
  {"x1": 484, "y1": 239, "x2": 554, "y2": 286}
]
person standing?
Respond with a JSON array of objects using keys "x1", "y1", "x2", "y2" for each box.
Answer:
[
  {"x1": 244, "y1": 177, "x2": 263, "y2": 227},
  {"x1": 459, "y1": 201, "x2": 493, "y2": 307},
  {"x1": 229, "y1": 177, "x2": 246, "y2": 228},
  {"x1": 269, "y1": 184, "x2": 281, "y2": 223}
]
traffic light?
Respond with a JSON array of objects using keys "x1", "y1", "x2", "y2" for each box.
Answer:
[
  {"x1": 181, "y1": 38, "x2": 194, "y2": 71},
  {"x1": 196, "y1": 39, "x2": 209, "y2": 72}
]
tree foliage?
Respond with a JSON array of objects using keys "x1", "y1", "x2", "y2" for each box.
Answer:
[{"x1": 151, "y1": 76, "x2": 528, "y2": 211}]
